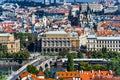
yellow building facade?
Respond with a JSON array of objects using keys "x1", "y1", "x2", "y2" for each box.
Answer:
[
  {"x1": 39, "y1": 31, "x2": 80, "y2": 53},
  {"x1": 0, "y1": 33, "x2": 20, "y2": 53}
]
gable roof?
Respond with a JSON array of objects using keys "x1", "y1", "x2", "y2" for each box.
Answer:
[
  {"x1": 37, "y1": 71, "x2": 44, "y2": 76},
  {"x1": 19, "y1": 72, "x2": 31, "y2": 79}
]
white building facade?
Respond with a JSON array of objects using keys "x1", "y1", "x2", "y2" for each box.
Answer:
[{"x1": 87, "y1": 35, "x2": 120, "y2": 52}]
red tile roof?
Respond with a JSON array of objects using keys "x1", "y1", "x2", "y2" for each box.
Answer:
[
  {"x1": 56, "y1": 71, "x2": 114, "y2": 80},
  {"x1": 19, "y1": 72, "x2": 31, "y2": 79},
  {"x1": 37, "y1": 71, "x2": 44, "y2": 76}
]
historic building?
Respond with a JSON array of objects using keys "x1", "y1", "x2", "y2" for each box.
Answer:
[
  {"x1": 87, "y1": 34, "x2": 120, "y2": 52},
  {"x1": 0, "y1": 33, "x2": 20, "y2": 53},
  {"x1": 38, "y1": 31, "x2": 80, "y2": 53}
]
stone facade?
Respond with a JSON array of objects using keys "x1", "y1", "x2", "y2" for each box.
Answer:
[
  {"x1": 87, "y1": 34, "x2": 120, "y2": 52},
  {"x1": 39, "y1": 31, "x2": 80, "y2": 53},
  {"x1": 0, "y1": 33, "x2": 20, "y2": 53}
]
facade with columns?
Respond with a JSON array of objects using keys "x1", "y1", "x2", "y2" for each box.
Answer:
[
  {"x1": 38, "y1": 31, "x2": 80, "y2": 53},
  {"x1": 0, "y1": 33, "x2": 20, "y2": 53},
  {"x1": 87, "y1": 34, "x2": 120, "y2": 52}
]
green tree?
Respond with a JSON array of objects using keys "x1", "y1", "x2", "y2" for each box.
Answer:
[
  {"x1": 93, "y1": 64, "x2": 101, "y2": 71},
  {"x1": 44, "y1": 68, "x2": 52, "y2": 78},
  {"x1": 0, "y1": 52, "x2": 4, "y2": 58},
  {"x1": 59, "y1": 50, "x2": 69, "y2": 57},
  {"x1": 14, "y1": 33, "x2": 35, "y2": 48},
  {"x1": 78, "y1": 62, "x2": 92, "y2": 71},
  {"x1": 96, "y1": 51, "x2": 103, "y2": 58},
  {"x1": 13, "y1": 50, "x2": 30, "y2": 64},
  {"x1": 67, "y1": 53, "x2": 74, "y2": 71},
  {"x1": 91, "y1": 50, "x2": 97, "y2": 58},
  {"x1": 2, "y1": 77, "x2": 7, "y2": 80},
  {"x1": 101, "y1": 47, "x2": 107, "y2": 54},
  {"x1": 27, "y1": 65, "x2": 38, "y2": 74},
  {"x1": 109, "y1": 58, "x2": 120, "y2": 76},
  {"x1": 77, "y1": 52, "x2": 83, "y2": 58},
  {"x1": 13, "y1": 50, "x2": 30, "y2": 60},
  {"x1": 0, "y1": 44, "x2": 11, "y2": 59},
  {"x1": 90, "y1": 48, "x2": 120, "y2": 76},
  {"x1": 71, "y1": 53, "x2": 77, "y2": 58},
  {"x1": 100, "y1": 65, "x2": 108, "y2": 71},
  {"x1": 49, "y1": 52, "x2": 57, "y2": 56},
  {"x1": 57, "y1": 78, "x2": 64, "y2": 80},
  {"x1": 2, "y1": 45, "x2": 8, "y2": 54},
  {"x1": 57, "y1": 56, "x2": 62, "y2": 59}
]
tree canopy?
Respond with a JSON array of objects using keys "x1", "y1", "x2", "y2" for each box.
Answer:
[
  {"x1": 67, "y1": 53, "x2": 74, "y2": 71},
  {"x1": 27, "y1": 65, "x2": 39, "y2": 75},
  {"x1": 90, "y1": 47, "x2": 120, "y2": 75},
  {"x1": 78, "y1": 62, "x2": 107, "y2": 71},
  {"x1": 78, "y1": 62, "x2": 92, "y2": 71},
  {"x1": 44, "y1": 68, "x2": 52, "y2": 78}
]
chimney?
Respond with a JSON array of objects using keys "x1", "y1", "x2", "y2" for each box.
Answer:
[
  {"x1": 109, "y1": 70, "x2": 112, "y2": 74},
  {"x1": 98, "y1": 70, "x2": 100, "y2": 74},
  {"x1": 87, "y1": 72, "x2": 88, "y2": 75},
  {"x1": 107, "y1": 73, "x2": 110, "y2": 78},
  {"x1": 92, "y1": 70, "x2": 94, "y2": 74}
]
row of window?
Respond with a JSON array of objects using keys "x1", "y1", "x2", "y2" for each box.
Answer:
[
  {"x1": 43, "y1": 43, "x2": 70, "y2": 47},
  {"x1": 97, "y1": 45, "x2": 120, "y2": 47},
  {"x1": 88, "y1": 44, "x2": 120, "y2": 48},
  {"x1": 97, "y1": 41, "x2": 120, "y2": 44},
  {"x1": 42, "y1": 38, "x2": 70, "y2": 40},
  {"x1": 43, "y1": 41, "x2": 70, "y2": 47},
  {"x1": 88, "y1": 48, "x2": 120, "y2": 51},
  {"x1": 88, "y1": 40, "x2": 120, "y2": 44},
  {"x1": 43, "y1": 41, "x2": 70, "y2": 43}
]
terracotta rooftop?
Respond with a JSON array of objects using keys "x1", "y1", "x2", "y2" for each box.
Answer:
[
  {"x1": 96, "y1": 30, "x2": 119, "y2": 36},
  {"x1": 37, "y1": 71, "x2": 44, "y2": 76},
  {"x1": 76, "y1": 30, "x2": 84, "y2": 35},
  {"x1": 19, "y1": 72, "x2": 31, "y2": 79},
  {"x1": 56, "y1": 71, "x2": 114, "y2": 80}
]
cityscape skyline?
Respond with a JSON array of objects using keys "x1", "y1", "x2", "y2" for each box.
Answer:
[
  {"x1": 0, "y1": 0, "x2": 120, "y2": 80},
  {"x1": 0, "y1": 0, "x2": 105, "y2": 3}
]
